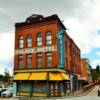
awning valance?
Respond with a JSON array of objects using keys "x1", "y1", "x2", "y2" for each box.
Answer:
[
  {"x1": 60, "y1": 73, "x2": 69, "y2": 80},
  {"x1": 14, "y1": 73, "x2": 30, "y2": 80},
  {"x1": 29, "y1": 72, "x2": 47, "y2": 80},
  {"x1": 14, "y1": 72, "x2": 69, "y2": 81},
  {"x1": 49, "y1": 73, "x2": 62, "y2": 81}
]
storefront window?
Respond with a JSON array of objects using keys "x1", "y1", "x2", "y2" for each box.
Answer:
[
  {"x1": 37, "y1": 53, "x2": 42, "y2": 68},
  {"x1": 46, "y1": 32, "x2": 52, "y2": 45},
  {"x1": 27, "y1": 35, "x2": 32, "y2": 47},
  {"x1": 19, "y1": 36, "x2": 24, "y2": 48},
  {"x1": 27, "y1": 54, "x2": 32, "y2": 68},
  {"x1": 18, "y1": 55, "x2": 23, "y2": 69},
  {"x1": 37, "y1": 33, "x2": 42, "y2": 46},
  {"x1": 33, "y1": 82, "x2": 47, "y2": 93},
  {"x1": 18, "y1": 82, "x2": 31, "y2": 92},
  {"x1": 46, "y1": 52, "x2": 52, "y2": 67}
]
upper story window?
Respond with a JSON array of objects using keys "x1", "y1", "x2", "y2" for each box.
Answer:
[
  {"x1": 18, "y1": 55, "x2": 23, "y2": 69},
  {"x1": 46, "y1": 52, "x2": 52, "y2": 67},
  {"x1": 46, "y1": 32, "x2": 52, "y2": 45},
  {"x1": 26, "y1": 54, "x2": 32, "y2": 68},
  {"x1": 37, "y1": 33, "x2": 42, "y2": 46},
  {"x1": 37, "y1": 53, "x2": 42, "y2": 68},
  {"x1": 19, "y1": 36, "x2": 24, "y2": 48},
  {"x1": 27, "y1": 35, "x2": 32, "y2": 48}
]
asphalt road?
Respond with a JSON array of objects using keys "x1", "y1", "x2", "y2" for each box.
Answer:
[{"x1": 0, "y1": 86, "x2": 100, "y2": 100}]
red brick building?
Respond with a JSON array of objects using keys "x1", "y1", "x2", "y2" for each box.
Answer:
[
  {"x1": 80, "y1": 58, "x2": 92, "y2": 86},
  {"x1": 13, "y1": 14, "x2": 81, "y2": 97}
]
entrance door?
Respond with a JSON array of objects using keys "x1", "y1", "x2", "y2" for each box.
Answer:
[{"x1": 50, "y1": 83, "x2": 58, "y2": 96}]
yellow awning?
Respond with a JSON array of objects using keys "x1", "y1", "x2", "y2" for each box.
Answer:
[
  {"x1": 60, "y1": 73, "x2": 69, "y2": 80},
  {"x1": 14, "y1": 73, "x2": 30, "y2": 80},
  {"x1": 49, "y1": 73, "x2": 69, "y2": 81},
  {"x1": 13, "y1": 72, "x2": 69, "y2": 81},
  {"x1": 29, "y1": 72, "x2": 47, "y2": 80},
  {"x1": 49, "y1": 73, "x2": 62, "y2": 81}
]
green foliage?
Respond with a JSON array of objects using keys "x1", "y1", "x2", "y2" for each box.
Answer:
[
  {"x1": 0, "y1": 74, "x2": 10, "y2": 82},
  {"x1": 92, "y1": 65, "x2": 100, "y2": 79},
  {"x1": 96, "y1": 65, "x2": 100, "y2": 73}
]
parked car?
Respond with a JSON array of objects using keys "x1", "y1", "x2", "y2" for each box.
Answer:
[
  {"x1": 0, "y1": 86, "x2": 7, "y2": 96},
  {"x1": 0, "y1": 86, "x2": 2, "y2": 92},
  {"x1": 1, "y1": 87, "x2": 13, "y2": 97}
]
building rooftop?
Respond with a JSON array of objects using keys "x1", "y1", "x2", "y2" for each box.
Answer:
[{"x1": 15, "y1": 14, "x2": 66, "y2": 29}]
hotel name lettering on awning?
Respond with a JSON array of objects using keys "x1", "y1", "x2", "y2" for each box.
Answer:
[{"x1": 15, "y1": 45, "x2": 57, "y2": 55}]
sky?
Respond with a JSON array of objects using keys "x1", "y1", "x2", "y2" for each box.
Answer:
[{"x1": 0, "y1": 0, "x2": 100, "y2": 75}]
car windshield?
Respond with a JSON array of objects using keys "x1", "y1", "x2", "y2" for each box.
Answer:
[{"x1": 2, "y1": 89, "x2": 7, "y2": 92}]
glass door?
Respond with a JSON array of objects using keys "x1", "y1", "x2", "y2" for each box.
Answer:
[{"x1": 50, "y1": 83, "x2": 58, "y2": 96}]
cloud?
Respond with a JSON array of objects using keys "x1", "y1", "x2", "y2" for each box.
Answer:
[
  {"x1": 91, "y1": 59, "x2": 100, "y2": 68},
  {"x1": 95, "y1": 52, "x2": 100, "y2": 56},
  {"x1": 0, "y1": 33, "x2": 14, "y2": 75},
  {"x1": 63, "y1": 0, "x2": 100, "y2": 54},
  {"x1": 0, "y1": 33, "x2": 14, "y2": 60},
  {"x1": 0, "y1": 0, "x2": 100, "y2": 72},
  {"x1": 0, "y1": 63, "x2": 13, "y2": 76}
]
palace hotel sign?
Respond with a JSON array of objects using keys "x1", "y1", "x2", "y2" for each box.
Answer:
[{"x1": 15, "y1": 45, "x2": 57, "y2": 55}]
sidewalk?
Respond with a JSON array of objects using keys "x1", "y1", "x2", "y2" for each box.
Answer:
[
  {"x1": 4, "y1": 87, "x2": 95, "y2": 100},
  {"x1": 66, "y1": 86, "x2": 95, "y2": 98}
]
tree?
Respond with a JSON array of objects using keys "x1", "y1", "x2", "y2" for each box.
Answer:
[
  {"x1": 96, "y1": 65, "x2": 100, "y2": 78},
  {"x1": 96, "y1": 65, "x2": 100, "y2": 73},
  {"x1": 4, "y1": 69, "x2": 10, "y2": 82}
]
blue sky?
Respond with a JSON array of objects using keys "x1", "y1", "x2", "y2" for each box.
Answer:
[
  {"x1": 81, "y1": 48, "x2": 100, "y2": 67},
  {"x1": 0, "y1": 0, "x2": 100, "y2": 75}
]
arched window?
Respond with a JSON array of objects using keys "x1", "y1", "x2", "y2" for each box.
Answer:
[
  {"x1": 27, "y1": 35, "x2": 32, "y2": 47},
  {"x1": 37, "y1": 33, "x2": 42, "y2": 46},
  {"x1": 19, "y1": 36, "x2": 24, "y2": 48},
  {"x1": 46, "y1": 32, "x2": 52, "y2": 45}
]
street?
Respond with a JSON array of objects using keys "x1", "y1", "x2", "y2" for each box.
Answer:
[
  {"x1": 0, "y1": 86, "x2": 99, "y2": 100},
  {"x1": 47, "y1": 86, "x2": 100, "y2": 100},
  {"x1": 67, "y1": 86, "x2": 100, "y2": 100}
]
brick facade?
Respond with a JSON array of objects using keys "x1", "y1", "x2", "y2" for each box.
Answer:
[{"x1": 13, "y1": 14, "x2": 82, "y2": 97}]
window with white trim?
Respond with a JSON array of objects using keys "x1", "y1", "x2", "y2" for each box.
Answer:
[
  {"x1": 18, "y1": 55, "x2": 23, "y2": 68},
  {"x1": 46, "y1": 52, "x2": 52, "y2": 67},
  {"x1": 46, "y1": 32, "x2": 52, "y2": 45},
  {"x1": 18, "y1": 36, "x2": 24, "y2": 48},
  {"x1": 27, "y1": 35, "x2": 32, "y2": 47},
  {"x1": 37, "y1": 33, "x2": 42, "y2": 46}
]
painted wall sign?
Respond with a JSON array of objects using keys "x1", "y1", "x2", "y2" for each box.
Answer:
[
  {"x1": 15, "y1": 45, "x2": 57, "y2": 55},
  {"x1": 57, "y1": 28, "x2": 65, "y2": 68}
]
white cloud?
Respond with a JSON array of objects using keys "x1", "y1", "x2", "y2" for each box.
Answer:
[
  {"x1": 0, "y1": 64, "x2": 13, "y2": 76},
  {"x1": 91, "y1": 60, "x2": 100, "y2": 68},
  {"x1": 95, "y1": 52, "x2": 100, "y2": 56},
  {"x1": 0, "y1": 33, "x2": 14, "y2": 60},
  {"x1": 63, "y1": 0, "x2": 100, "y2": 54},
  {"x1": 0, "y1": 33, "x2": 14, "y2": 75},
  {"x1": 93, "y1": 34, "x2": 100, "y2": 48},
  {"x1": 64, "y1": 18, "x2": 95, "y2": 54},
  {"x1": 0, "y1": 0, "x2": 100, "y2": 73},
  {"x1": 0, "y1": 0, "x2": 100, "y2": 55}
]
